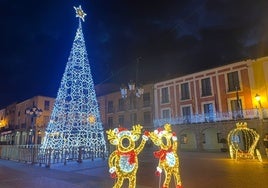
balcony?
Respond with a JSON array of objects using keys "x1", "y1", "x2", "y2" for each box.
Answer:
[{"x1": 153, "y1": 108, "x2": 268, "y2": 127}]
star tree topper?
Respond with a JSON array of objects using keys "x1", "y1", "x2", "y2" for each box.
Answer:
[{"x1": 74, "y1": 5, "x2": 87, "y2": 22}]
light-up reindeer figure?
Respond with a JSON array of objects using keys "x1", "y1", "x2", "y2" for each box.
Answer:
[
  {"x1": 106, "y1": 124, "x2": 148, "y2": 188},
  {"x1": 149, "y1": 124, "x2": 182, "y2": 188}
]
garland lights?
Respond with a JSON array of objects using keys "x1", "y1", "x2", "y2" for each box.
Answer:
[
  {"x1": 41, "y1": 6, "x2": 106, "y2": 154},
  {"x1": 227, "y1": 122, "x2": 262, "y2": 162}
]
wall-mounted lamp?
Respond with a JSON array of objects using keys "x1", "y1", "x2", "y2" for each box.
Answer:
[{"x1": 255, "y1": 94, "x2": 262, "y2": 108}]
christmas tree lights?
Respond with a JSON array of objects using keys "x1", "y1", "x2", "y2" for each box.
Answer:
[{"x1": 41, "y1": 6, "x2": 106, "y2": 155}]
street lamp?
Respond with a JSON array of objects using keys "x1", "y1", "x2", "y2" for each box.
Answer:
[
  {"x1": 120, "y1": 81, "x2": 144, "y2": 99},
  {"x1": 120, "y1": 57, "x2": 144, "y2": 99},
  {"x1": 255, "y1": 94, "x2": 262, "y2": 108},
  {"x1": 25, "y1": 106, "x2": 43, "y2": 145},
  {"x1": 25, "y1": 105, "x2": 42, "y2": 164},
  {"x1": 120, "y1": 57, "x2": 144, "y2": 127},
  {"x1": 255, "y1": 93, "x2": 266, "y2": 155}
]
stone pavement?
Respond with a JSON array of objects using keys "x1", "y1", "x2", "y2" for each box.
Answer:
[
  {"x1": 0, "y1": 157, "x2": 153, "y2": 188},
  {"x1": 1, "y1": 151, "x2": 268, "y2": 188}
]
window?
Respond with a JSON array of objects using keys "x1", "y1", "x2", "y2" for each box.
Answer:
[
  {"x1": 181, "y1": 83, "x2": 190, "y2": 100},
  {"x1": 227, "y1": 71, "x2": 240, "y2": 92},
  {"x1": 230, "y1": 99, "x2": 243, "y2": 119},
  {"x1": 44, "y1": 100, "x2": 50, "y2": 111},
  {"x1": 202, "y1": 133, "x2": 206, "y2": 143},
  {"x1": 118, "y1": 99, "x2": 125, "y2": 111},
  {"x1": 162, "y1": 109, "x2": 170, "y2": 119},
  {"x1": 201, "y1": 78, "x2": 212, "y2": 96},
  {"x1": 143, "y1": 111, "x2": 151, "y2": 124},
  {"x1": 180, "y1": 134, "x2": 188, "y2": 144},
  {"x1": 161, "y1": 87, "x2": 169, "y2": 103},
  {"x1": 118, "y1": 115, "x2": 124, "y2": 126},
  {"x1": 130, "y1": 113, "x2": 137, "y2": 125},
  {"x1": 203, "y1": 103, "x2": 214, "y2": 122},
  {"x1": 107, "y1": 101, "x2": 114, "y2": 113},
  {"x1": 217, "y1": 133, "x2": 222, "y2": 143},
  {"x1": 182, "y1": 106, "x2": 191, "y2": 123},
  {"x1": 129, "y1": 96, "x2": 136, "y2": 109},
  {"x1": 143, "y1": 93, "x2": 150, "y2": 107},
  {"x1": 108, "y1": 117, "x2": 113, "y2": 128}
]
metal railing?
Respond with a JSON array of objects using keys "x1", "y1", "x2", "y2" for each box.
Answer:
[
  {"x1": 0, "y1": 145, "x2": 107, "y2": 167},
  {"x1": 154, "y1": 108, "x2": 268, "y2": 127}
]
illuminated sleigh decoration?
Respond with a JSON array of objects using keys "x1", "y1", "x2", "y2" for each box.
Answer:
[{"x1": 227, "y1": 122, "x2": 262, "y2": 162}]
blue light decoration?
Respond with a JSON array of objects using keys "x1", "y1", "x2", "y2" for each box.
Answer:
[{"x1": 41, "y1": 6, "x2": 106, "y2": 155}]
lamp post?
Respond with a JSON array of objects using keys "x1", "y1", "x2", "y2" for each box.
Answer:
[
  {"x1": 25, "y1": 106, "x2": 43, "y2": 145},
  {"x1": 255, "y1": 94, "x2": 265, "y2": 155},
  {"x1": 120, "y1": 81, "x2": 144, "y2": 126},
  {"x1": 120, "y1": 57, "x2": 144, "y2": 126},
  {"x1": 25, "y1": 105, "x2": 42, "y2": 164},
  {"x1": 255, "y1": 94, "x2": 263, "y2": 119},
  {"x1": 120, "y1": 81, "x2": 144, "y2": 99},
  {"x1": 255, "y1": 94, "x2": 262, "y2": 107}
]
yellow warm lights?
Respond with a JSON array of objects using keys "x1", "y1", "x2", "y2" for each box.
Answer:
[
  {"x1": 106, "y1": 124, "x2": 183, "y2": 188},
  {"x1": 0, "y1": 119, "x2": 7, "y2": 128},
  {"x1": 88, "y1": 115, "x2": 96, "y2": 124},
  {"x1": 74, "y1": 5, "x2": 87, "y2": 22},
  {"x1": 106, "y1": 124, "x2": 148, "y2": 188},
  {"x1": 149, "y1": 124, "x2": 182, "y2": 188},
  {"x1": 227, "y1": 122, "x2": 262, "y2": 162},
  {"x1": 255, "y1": 94, "x2": 261, "y2": 102}
]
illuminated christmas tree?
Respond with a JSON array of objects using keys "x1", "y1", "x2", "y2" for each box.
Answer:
[{"x1": 41, "y1": 6, "x2": 106, "y2": 155}]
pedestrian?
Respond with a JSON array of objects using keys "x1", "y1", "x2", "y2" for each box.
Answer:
[{"x1": 263, "y1": 133, "x2": 268, "y2": 157}]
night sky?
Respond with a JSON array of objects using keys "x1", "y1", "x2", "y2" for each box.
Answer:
[{"x1": 1, "y1": 0, "x2": 268, "y2": 108}]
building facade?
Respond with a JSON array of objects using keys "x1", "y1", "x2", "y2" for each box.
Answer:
[
  {"x1": 154, "y1": 57, "x2": 268, "y2": 151},
  {"x1": 0, "y1": 96, "x2": 55, "y2": 145},
  {"x1": 98, "y1": 83, "x2": 155, "y2": 131}
]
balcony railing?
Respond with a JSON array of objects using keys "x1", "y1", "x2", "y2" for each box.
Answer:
[{"x1": 153, "y1": 108, "x2": 268, "y2": 127}]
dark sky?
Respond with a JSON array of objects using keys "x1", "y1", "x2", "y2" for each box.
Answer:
[{"x1": 1, "y1": 0, "x2": 268, "y2": 108}]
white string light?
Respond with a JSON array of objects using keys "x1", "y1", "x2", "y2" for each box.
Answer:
[{"x1": 41, "y1": 6, "x2": 106, "y2": 153}]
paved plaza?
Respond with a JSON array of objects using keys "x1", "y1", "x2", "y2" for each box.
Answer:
[{"x1": 0, "y1": 150, "x2": 268, "y2": 188}]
